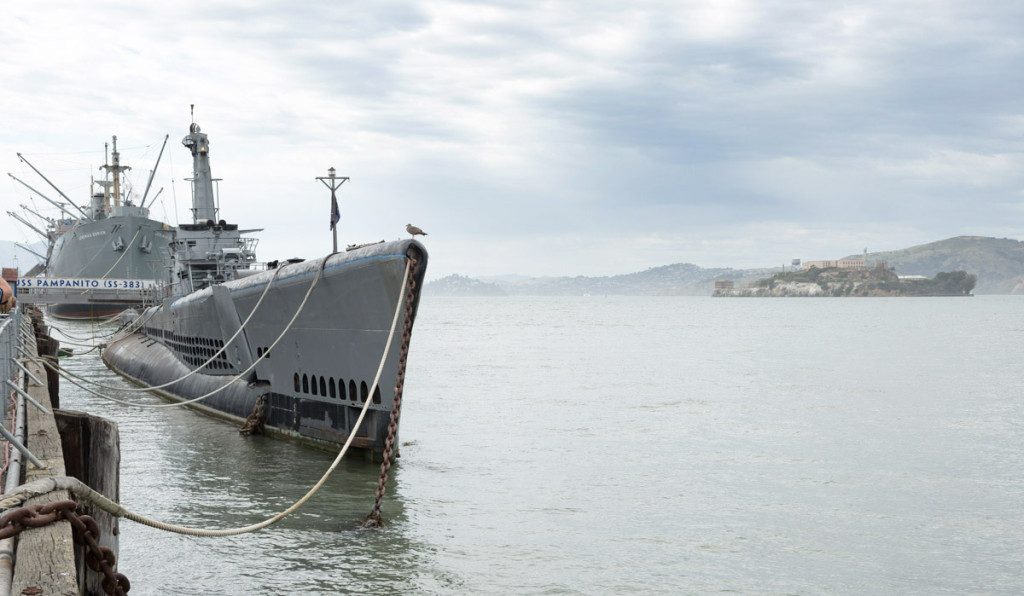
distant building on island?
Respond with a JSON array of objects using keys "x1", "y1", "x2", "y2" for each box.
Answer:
[
  {"x1": 801, "y1": 248, "x2": 870, "y2": 271},
  {"x1": 802, "y1": 258, "x2": 865, "y2": 270}
]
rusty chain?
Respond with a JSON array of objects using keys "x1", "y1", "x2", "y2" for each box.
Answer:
[
  {"x1": 365, "y1": 257, "x2": 418, "y2": 527},
  {"x1": 0, "y1": 499, "x2": 131, "y2": 595},
  {"x1": 239, "y1": 394, "x2": 268, "y2": 436}
]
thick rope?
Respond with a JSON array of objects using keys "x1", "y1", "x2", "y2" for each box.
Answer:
[
  {"x1": 46, "y1": 299, "x2": 161, "y2": 343},
  {"x1": 39, "y1": 337, "x2": 98, "y2": 349},
  {"x1": 1, "y1": 258, "x2": 414, "y2": 536},
  {"x1": 45, "y1": 255, "x2": 328, "y2": 408},
  {"x1": 26, "y1": 305, "x2": 164, "y2": 359},
  {"x1": 50, "y1": 319, "x2": 118, "y2": 341},
  {"x1": 106, "y1": 301, "x2": 166, "y2": 342},
  {"x1": 48, "y1": 325, "x2": 114, "y2": 343}
]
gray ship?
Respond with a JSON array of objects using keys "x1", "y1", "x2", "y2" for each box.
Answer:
[
  {"x1": 102, "y1": 119, "x2": 427, "y2": 459},
  {"x1": 8, "y1": 137, "x2": 174, "y2": 319}
]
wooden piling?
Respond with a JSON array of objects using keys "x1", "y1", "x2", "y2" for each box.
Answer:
[
  {"x1": 55, "y1": 410, "x2": 120, "y2": 595},
  {"x1": 37, "y1": 337, "x2": 60, "y2": 410}
]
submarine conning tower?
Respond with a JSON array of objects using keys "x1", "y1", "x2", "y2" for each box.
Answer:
[{"x1": 182, "y1": 122, "x2": 217, "y2": 224}]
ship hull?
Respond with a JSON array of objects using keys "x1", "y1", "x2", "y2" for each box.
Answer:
[
  {"x1": 102, "y1": 239, "x2": 427, "y2": 459},
  {"x1": 47, "y1": 215, "x2": 173, "y2": 319},
  {"x1": 48, "y1": 303, "x2": 134, "y2": 320}
]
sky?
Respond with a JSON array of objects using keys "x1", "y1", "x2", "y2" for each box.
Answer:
[{"x1": 2, "y1": 1, "x2": 1023, "y2": 280}]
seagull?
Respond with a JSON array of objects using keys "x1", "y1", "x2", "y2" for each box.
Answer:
[{"x1": 406, "y1": 223, "x2": 427, "y2": 237}]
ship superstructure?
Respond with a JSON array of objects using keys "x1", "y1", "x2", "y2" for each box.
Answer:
[{"x1": 166, "y1": 122, "x2": 259, "y2": 296}]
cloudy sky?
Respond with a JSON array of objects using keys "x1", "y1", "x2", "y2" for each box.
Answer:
[{"x1": 2, "y1": 1, "x2": 1022, "y2": 279}]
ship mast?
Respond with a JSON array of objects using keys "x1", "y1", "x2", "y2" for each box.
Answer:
[
  {"x1": 181, "y1": 106, "x2": 217, "y2": 224},
  {"x1": 100, "y1": 136, "x2": 131, "y2": 210}
]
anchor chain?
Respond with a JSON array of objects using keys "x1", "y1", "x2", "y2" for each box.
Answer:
[
  {"x1": 365, "y1": 257, "x2": 418, "y2": 528},
  {"x1": 239, "y1": 394, "x2": 268, "y2": 436},
  {"x1": 0, "y1": 499, "x2": 131, "y2": 595}
]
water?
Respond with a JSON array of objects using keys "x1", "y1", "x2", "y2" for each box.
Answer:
[{"x1": 49, "y1": 296, "x2": 1023, "y2": 595}]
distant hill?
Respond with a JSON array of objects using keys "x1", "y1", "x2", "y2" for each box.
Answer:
[
  {"x1": 492, "y1": 263, "x2": 771, "y2": 296},
  {"x1": 852, "y1": 236, "x2": 1024, "y2": 294},
  {"x1": 426, "y1": 274, "x2": 506, "y2": 296},
  {"x1": 427, "y1": 264, "x2": 773, "y2": 296},
  {"x1": 427, "y1": 236, "x2": 1024, "y2": 296}
]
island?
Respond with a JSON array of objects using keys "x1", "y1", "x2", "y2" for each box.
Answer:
[{"x1": 713, "y1": 264, "x2": 976, "y2": 297}]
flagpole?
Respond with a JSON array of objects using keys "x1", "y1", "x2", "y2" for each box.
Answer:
[{"x1": 316, "y1": 167, "x2": 349, "y2": 253}]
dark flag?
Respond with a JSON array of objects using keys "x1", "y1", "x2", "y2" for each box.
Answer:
[{"x1": 330, "y1": 193, "x2": 340, "y2": 231}]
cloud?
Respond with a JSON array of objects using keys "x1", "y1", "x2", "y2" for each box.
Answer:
[{"x1": 2, "y1": 1, "x2": 1023, "y2": 279}]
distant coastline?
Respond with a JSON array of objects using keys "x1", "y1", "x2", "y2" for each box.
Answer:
[{"x1": 423, "y1": 235, "x2": 1024, "y2": 296}]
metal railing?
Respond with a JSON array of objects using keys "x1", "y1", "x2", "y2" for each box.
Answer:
[{"x1": 0, "y1": 310, "x2": 23, "y2": 423}]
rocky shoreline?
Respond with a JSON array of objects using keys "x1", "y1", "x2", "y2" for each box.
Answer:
[{"x1": 714, "y1": 266, "x2": 976, "y2": 297}]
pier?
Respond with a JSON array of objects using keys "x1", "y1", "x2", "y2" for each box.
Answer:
[{"x1": 0, "y1": 309, "x2": 122, "y2": 596}]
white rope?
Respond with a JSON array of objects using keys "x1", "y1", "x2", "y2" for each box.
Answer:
[
  {"x1": 29, "y1": 307, "x2": 161, "y2": 359},
  {"x1": 106, "y1": 301, "x2": 165, "y2": 343},
  {"x1": 51, "y1": 255, "x2": 328, "y2": 408},
  {"x1": 91, "y1": 311, "x2": 126, "y2": 326},
  {"x1": 43, "y1": 337, "x2": 98, "y2": 349},
  {"x1": 3, "y1": 258, "x2": 413, "y2": 537},
  {"x1": 46, "y1": 303, "x2": 163, "y2": 348},
  {"x1": 47, "y1": 315, "x2": 121, "y2": 342},
  {"x1": 48, "y1": 325, "x2": 113, "y2": 343}
]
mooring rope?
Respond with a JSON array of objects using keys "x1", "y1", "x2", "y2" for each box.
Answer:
[
  {"x1": 41, "y1": 255, "x2": 328, "y2": 409},
  {"x1": 45, "y1": 264, "x2": 283, "y2": 394},
  {"x1": 0, "y1": 258, "x2": 414, "y2": 537},
  {"x1": 106, "y1": 301, "x2": 165, "y2": 342},
  {"x1": 92, "y1": 311, "x2": 125, "y2": 326},
  {"x1": 34, "y1": 304, "x2": 164, "y2": 357},
  {"x1": 47, "y1": 318, "x2": 122, "y2": 343},
  {"x1": 47, "y1": 307, "x2": 142, "y2": 342},
  {"x1": 47, "y1": 326, "x2": 112, "y2": 343},
  {"x1": 41, "y1": 337, "x2": 98, "y2": 349}
]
